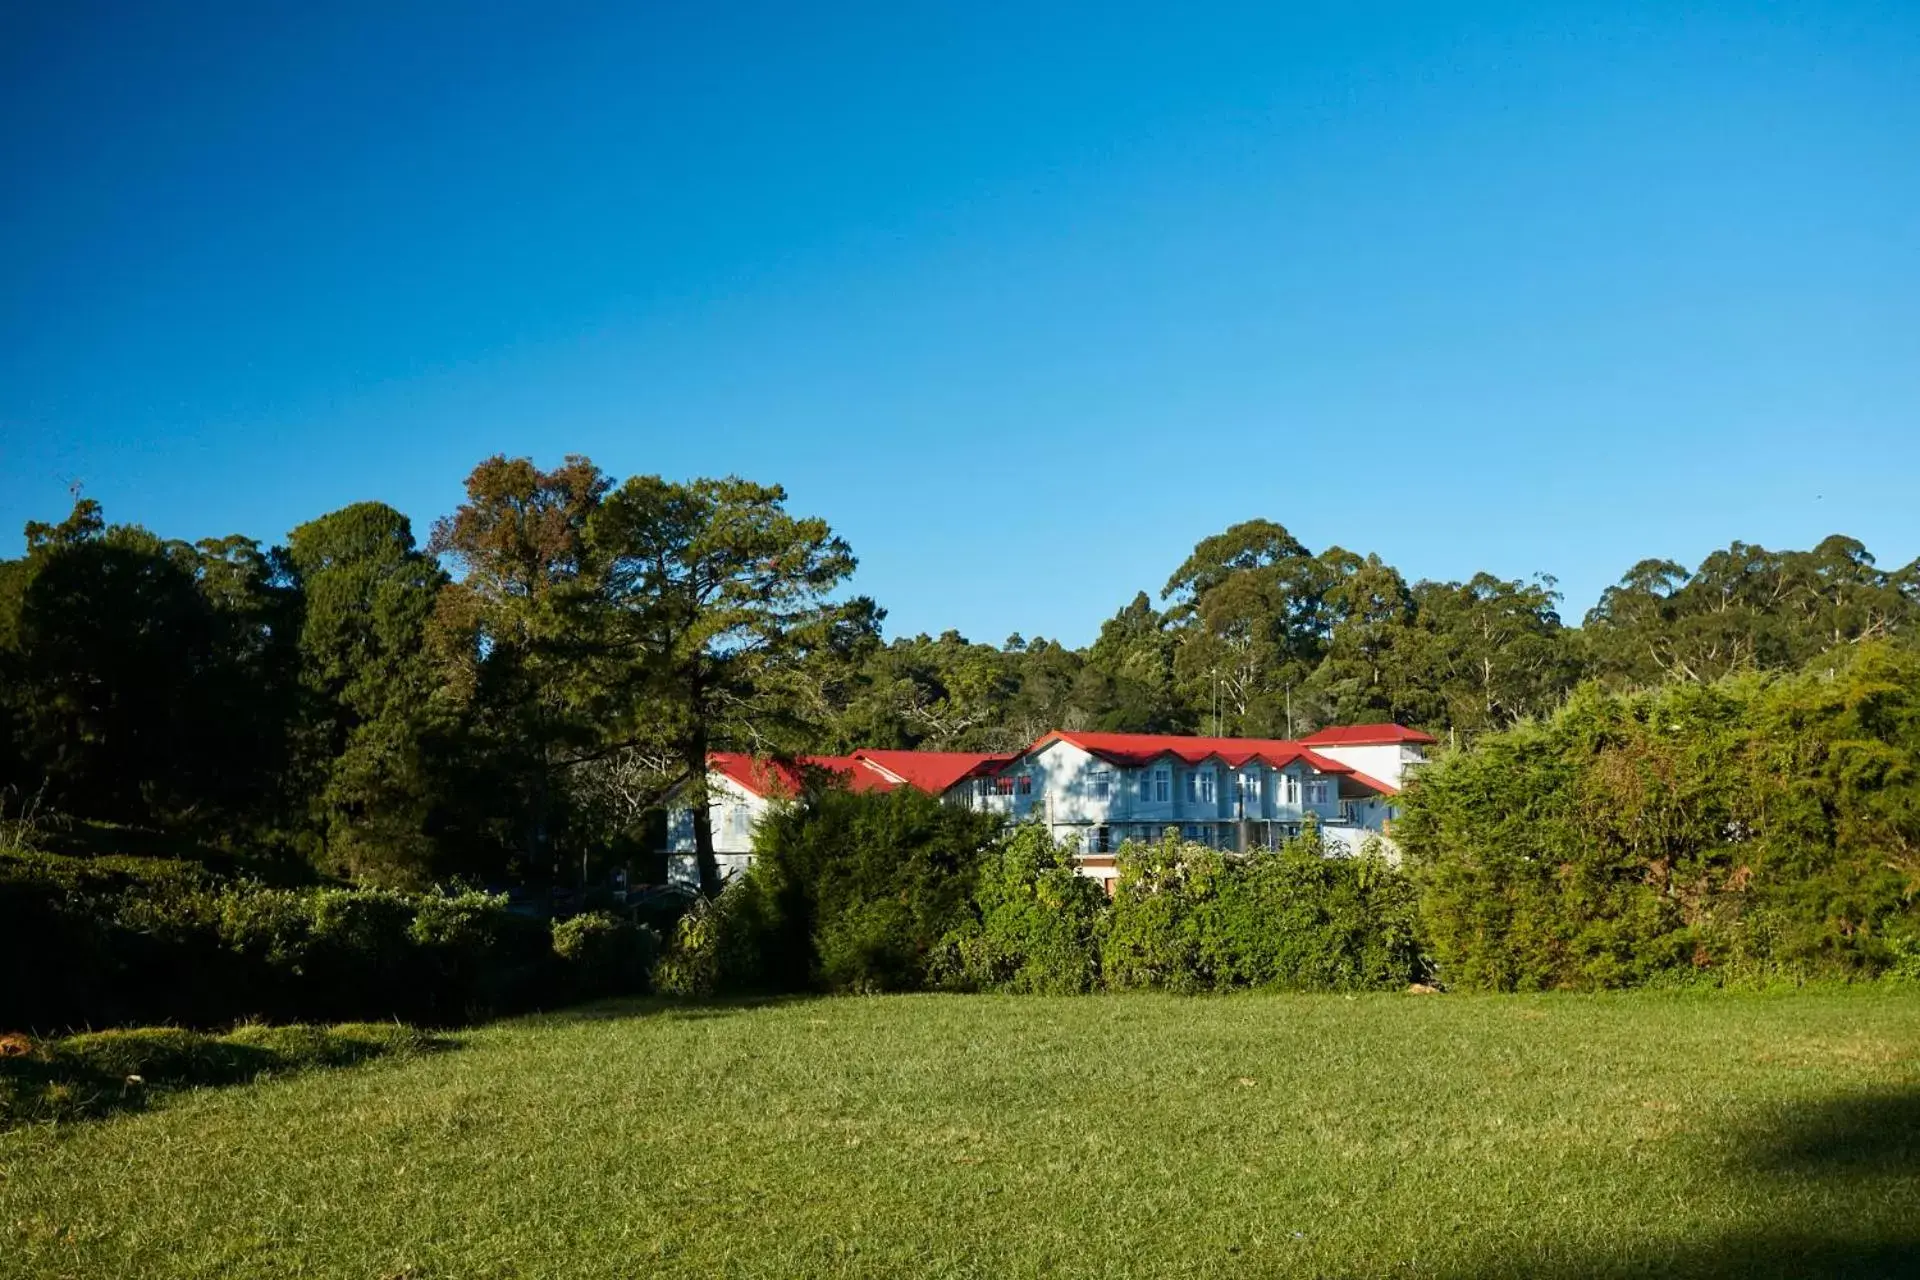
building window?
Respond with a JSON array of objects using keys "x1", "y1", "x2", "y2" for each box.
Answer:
[
  {"x1": 1016, "y1": 775, "x2": 1033, "y2": 796},
  {"x1": 1304, "y1": 779, "x2": 1329, "y2": 805},
  {"x1": 1239, "y1": 771, "x2": 1261, "y2": 802},
  {"x1": 728, "y1": 804, "x2": 751, "y2": 837},
  {"x1": 1190, "y1": 769, "x2": 1214, "y2": 805},
  {"x1": 1154, "y1": 768, "x2": 1170, "y2": 801},
  {"x1": 1283, "y1": 773, "x2": 1299, "y2": 805},
  {"x1": 1089, "y1": 771, "x2": 1111, "y2": 800},
  {"x1": 1138, "y1": 771, "x2": 1154, "y2": 801},
  {"x1": 992, "y1": 776, "x2": 1016, "y2": 796}
]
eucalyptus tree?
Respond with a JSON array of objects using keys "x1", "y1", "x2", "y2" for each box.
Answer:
[
  {"x1": 1162, "y1": 519, "x2": 1333, "y2": 736},
  {"x1": 1583, "y1": 536, "x2": 1920, "y2": 688}
]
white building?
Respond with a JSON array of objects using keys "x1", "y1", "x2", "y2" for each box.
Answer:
[
  {"x1": 663, "y1": 725, "x2": 1434, "y2": 890},
  {"x1": 952, "y1": 725, "x2": 1435, "y2": 887}
]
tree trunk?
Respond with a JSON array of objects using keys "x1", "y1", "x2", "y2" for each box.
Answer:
[{"x1": 686, "y1": 729, "x2": 721, "y2": 896}]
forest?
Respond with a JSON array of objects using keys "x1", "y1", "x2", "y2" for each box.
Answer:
[{"x1": 1, "y1": 452, "x2": 1914, "y2": 894}]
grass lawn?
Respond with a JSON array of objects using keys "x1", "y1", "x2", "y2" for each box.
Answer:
[{"x1": 4, "y1": 992, "x2": 1918, "y2": 1278}]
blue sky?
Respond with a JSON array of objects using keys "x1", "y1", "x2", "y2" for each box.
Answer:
[{"x1": 3, "y1": 1, "x2": 1915, "y2": 646}]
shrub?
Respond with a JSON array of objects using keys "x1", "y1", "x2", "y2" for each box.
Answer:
[
  {"x1": 651, "y1": 885, "x2": 775, "y2": 998},
  {"x1": 1398, "y1": 642, "x2": 1920, "y2": 990},
  {"x1": 1101, "y1": 828, "x2": 1426, "y2": 993},
  {"x1": 935, "y1": 823, "x2": 1106, "y2": 994},
  {"x1": 552, "y1": 911, "x2": 660, "y2": 1000},
  {"x1": 702, "y1": 786, "x2": 1004, "y2": 994},
  {"x1": 1, "y1": 853, "x2": 569, "y2": 1031}
]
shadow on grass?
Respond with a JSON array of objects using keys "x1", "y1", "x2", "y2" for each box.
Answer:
[
  {"x1": 1, "y1": 1024, "x2": 454, "y2": 1130},
  {"x1": 1426, "y1": 1088, "x2": 1920, "y2": 1280},
  {"x1": 531, "y1": 994, "x2": 820, "y2": 1025}
]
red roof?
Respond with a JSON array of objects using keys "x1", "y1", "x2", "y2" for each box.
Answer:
[
  {"x1": 710, "y1": 726, "x2": 1419, "y2": 802},
  {"x1": 709, "y1": 750, "x2": 1015, "y2": 798},
  {"x1": 708, "y1": 752, "x2": 898, "y2": 798},
  {"x1": 852, "y1": 750, "x2": 1015, "y2": 794},
  {"x1": 1341, "y1": 768, "x2": 1400, "y2": 797},
  {"x1": 807, "y1": 755, "x2": 897, "y2": 794},
  {"x1": 1018, "y1": 731, "x2": 1348, "y2": 773},
  {"x1": 1299, "y1": 723, "x2": 1437, "y2": 747}
]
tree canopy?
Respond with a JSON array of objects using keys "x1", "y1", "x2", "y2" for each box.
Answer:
[{"x1": 2, "y1": 462, "x2": 1914, "y2": 895}]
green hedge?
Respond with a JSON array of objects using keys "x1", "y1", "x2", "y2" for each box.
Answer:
[
  {"x1": 1396, "y1": 641, "x2": 1920, "y2": 990},
  {"x1": 2, "y1": 853, "x2": 659, "y2": 1032},
  {"x1": 1097, "y1": 827, "x2": 1425, "y2": 993},
  {"x1": 933, "y1": 823, "x2": 1107, "y2": 994},
  {"x1": 659, "y1": 803, "x2": 1426, "y2": 997}
]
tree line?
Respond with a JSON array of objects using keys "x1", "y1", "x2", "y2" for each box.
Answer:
[{"x1": 2, "y1": 455, "x2": 1914, "y2": 892}]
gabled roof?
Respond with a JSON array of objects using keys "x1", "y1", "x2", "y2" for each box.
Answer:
[
  {"x1": 1339, "y1": 768, "x2": 1400, "y2": 798},
  {"x1": 709, "y1": 752, "x2": 897, "y2": 799},
  {"x1": 708, "y1": 749, "x2": 1011, "y2": 798},
  {"x1": 1019, "y1": 731, "x2": 1352, "y2": 773},
  {"x1": 1300, "y1": 723, "x2": 1437, "y2": 747},
  {"x1": 1008, "y1": 731, "x2": 1403, "y2": 797},
  {"x1": 852, "y1": 749, "x2": 1015, "y2": 794}
]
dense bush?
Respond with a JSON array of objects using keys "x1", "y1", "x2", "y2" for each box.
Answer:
[
  {"x1": 552, "y1": 911, "x2": 662, "y2": 999},
  {"x1": 1, "y1": 852, "x2": 643, "y2": 1032},
  {"x1": 1100, "y1": 826, "x2": 1426, "y2": 992},
  {"x1": 1398, "y1": 642, "x2": 1920, "y2": 990},
  {"x1": 656, "y1": 792, "x2": 1425, "y2": 996},
  {"x1": 934, "y1": 823, "x2": 1107, "y2": 994},
  {"x1": 658, "y1": 786, "x2": 1004, "y2": 995}
]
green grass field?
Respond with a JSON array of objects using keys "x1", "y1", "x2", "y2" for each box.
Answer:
[{"x1": 4, "y1": 992, "x2": 1918, "y2": 1278}]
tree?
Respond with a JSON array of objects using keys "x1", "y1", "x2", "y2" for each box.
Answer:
[
  {"x1": 1162, "y1": 519, "x2": 1310, "y2": 604},
  {"x1": 1162, "y1": 520, "x2": 1332, "y2": 736},
  {"x1": 284, "y1": 502, "x2": 454, "y2": 885},
  {"x1": 429, "y1": 455, "x2": 613, "y2": 877},
  {"x1": 587, "y1": 475, "x2": 879, "y2": 894},
  {"x1": 1400, "y1": 573, "x2": 1576, "y2": 737},
  {"x1": 1080, "y1": 592, "x2": 1187, "y2": 733},
  {"x1": 1306, "y1": 550, "x2": 1422, "y2": 727},
  {"x1": 0, "y1": 497, "x2": 297, "y2": 832},
  {"x1": 1583, "y1": 537, "x2": 1920, "y2": 688}
]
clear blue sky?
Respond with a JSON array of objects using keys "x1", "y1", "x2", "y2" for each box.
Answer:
[{"x1": 3, "y1": 1, "x2": 1915, "y2": 646}]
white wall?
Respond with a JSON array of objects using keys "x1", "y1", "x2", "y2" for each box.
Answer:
[
  {"x1": 985, "y1": 742, "x2": 1370, "y2": 862},
  {"x1": 1306, "y1": 742, "x2": 1427, "y2": 790},
  {"x1": 663, "y1": 773, "x2": 789, "y2": 886},
  {"x1": 666, "y1": 774, "x2": 772, "y2": 856}
]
